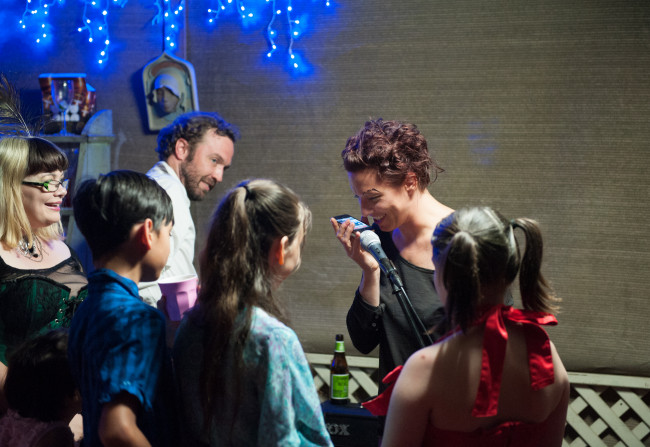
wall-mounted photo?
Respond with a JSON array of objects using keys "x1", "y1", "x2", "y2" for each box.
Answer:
[{"x1": 38, "y1": 73, "x2": 96, "y2": 135}]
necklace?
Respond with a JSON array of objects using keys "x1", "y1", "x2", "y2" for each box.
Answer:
[{"x1": 17, "y1": 235, "x2": 44, "y2": 262}]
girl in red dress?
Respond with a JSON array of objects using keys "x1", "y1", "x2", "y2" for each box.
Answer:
[{"x1": 381, "y1": 206, "x2": 569, "y2": 447}]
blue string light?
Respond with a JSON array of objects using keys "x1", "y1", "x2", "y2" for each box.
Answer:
[
  {"x1": 207, "y1": 0, "x2": 330, "y2": 71},
  {"x1": 151, "y1": 0, "x2": 185, "y2": 53},
  {"x1": 75, "y1": 0, "x2": 128, "y2": 65},
  {"x1": 17, "y1": 0, "x2": 328, "y2": 69},
  {"x1": 19, "y1": 0, "x2": 64, "y2": 45}
]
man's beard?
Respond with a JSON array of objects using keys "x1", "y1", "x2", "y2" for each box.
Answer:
[{"x1": 180, "y1": 162, "x2": 214, "y2": 201}]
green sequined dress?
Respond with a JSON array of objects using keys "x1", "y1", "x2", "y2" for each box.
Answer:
[{"x1": 0, "y1": 250, "x2": 87, "y2": 364}]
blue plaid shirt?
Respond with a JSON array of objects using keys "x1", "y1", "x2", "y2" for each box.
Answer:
[{"x1": 68, "y1": 268, "x2": 178, "y2": 447}]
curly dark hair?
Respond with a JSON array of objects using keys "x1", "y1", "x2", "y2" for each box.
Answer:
[
  {"x1": 341, "y1": 119, "x2": 444, "y2": 190},
  {"x1": 156, "y1": 111, "x2": 240, "y2": 161}
]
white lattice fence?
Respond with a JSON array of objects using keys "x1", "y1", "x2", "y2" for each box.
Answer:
[
  {"x1": 564, "y1": 373, "x2": 650, "y2": 447},
  {"x1": 306, "y1": 353, "x2": 379, "y2": 403},
  {"x1": 306, "y1": 354, "x2": 650, "y2": 446}
]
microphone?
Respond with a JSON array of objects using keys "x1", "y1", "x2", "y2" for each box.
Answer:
[
  {"x1": 360, "y1": 231, "x2": 433, "y2": 348},
  {"x1": 360, "y1": 231, "x2": 402, "y2": 287}
]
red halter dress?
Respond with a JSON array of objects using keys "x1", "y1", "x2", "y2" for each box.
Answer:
[{"x1": 363, "y1": 305, "x2": 559, "y2": 446}]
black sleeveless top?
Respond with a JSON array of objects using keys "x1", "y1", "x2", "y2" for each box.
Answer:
[{"x1": 0, "y1": 249, "x2": 87, "y2": 363}]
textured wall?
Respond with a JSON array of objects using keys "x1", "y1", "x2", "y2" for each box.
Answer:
[{"x1": 1, "y1": 0, "x2": 648, "y2": 375}]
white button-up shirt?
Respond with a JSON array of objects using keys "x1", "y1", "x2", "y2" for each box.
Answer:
[{"x1": 139, "y1": 161, "x2": 197, "y2": 306}]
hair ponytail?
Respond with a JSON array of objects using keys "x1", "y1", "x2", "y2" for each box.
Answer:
[
  {"x1": 433, "y1": 207, "x2": 560, "y2": 333},
  {"x1": 444, "y1": 231, "x2": 482, "y2": 332},
  {"x1": 511, "y1": 218, "x2": 560, "y2": 313}
]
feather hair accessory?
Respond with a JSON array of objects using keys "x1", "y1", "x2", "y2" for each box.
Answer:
[{"x1": 0, "y1": 73, "x2": 45, "y2": 137}]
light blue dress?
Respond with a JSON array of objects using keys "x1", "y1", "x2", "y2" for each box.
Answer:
[{"x1": 173, "y1": 306, "x2": 333, "y2": 446}]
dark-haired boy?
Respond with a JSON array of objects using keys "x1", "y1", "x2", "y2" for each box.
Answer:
[{"x1": 68, "y1": 170, "x2": 177, "y2": 447}]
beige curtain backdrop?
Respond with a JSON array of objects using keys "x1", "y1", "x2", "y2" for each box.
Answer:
[{"x1": 2, "y1": 0, "x2": 648, "y2": 375}]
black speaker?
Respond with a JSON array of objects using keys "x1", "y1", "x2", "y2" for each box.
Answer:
[{"x1": 321, "y1": 401, "x2": 379, "y2": 447}]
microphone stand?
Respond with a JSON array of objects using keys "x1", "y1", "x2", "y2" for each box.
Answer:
[{"x1": 384, "y1": 260, "x2": 434, "y2": 349}]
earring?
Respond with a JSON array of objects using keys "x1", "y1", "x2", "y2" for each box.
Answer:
[{"x1": 277, "y1": 250, "x2": 285, "y2": 266}]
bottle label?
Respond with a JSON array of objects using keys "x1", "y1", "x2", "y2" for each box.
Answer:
[
  {"x1": 335, "y1": 341, "x2": 345, "y2": 352},
  {"x1": 330, "y1": 373, "x2": 349, "y2": 399}
]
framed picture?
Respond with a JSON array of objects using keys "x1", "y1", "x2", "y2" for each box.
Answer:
[{"x1": 38, "y1": 73, "x2": 96, "y2": 134}]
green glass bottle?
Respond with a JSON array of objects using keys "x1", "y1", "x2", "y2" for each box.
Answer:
[{"x1": 330, "y1": 333, "x2": 350, "y2": 405}]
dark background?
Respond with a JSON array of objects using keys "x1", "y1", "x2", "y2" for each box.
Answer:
[{"x1": 1, "y1": 0, "x2": 648, "y2": 375}]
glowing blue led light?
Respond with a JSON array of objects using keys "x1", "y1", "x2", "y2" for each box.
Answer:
[
  {"x1": 18, "y1": 0, "x2": 328, "y2": 70},
  {"x1": 151, "y1": 0, "x2": 185, "y2": 54},
  {"x1": 204, "y1": 0, "x2": 331, "y2": 71}
]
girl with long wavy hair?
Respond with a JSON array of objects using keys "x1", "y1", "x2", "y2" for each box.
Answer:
[{"x1": 173, "y1": 179, "x2": 332, "y2": 446}]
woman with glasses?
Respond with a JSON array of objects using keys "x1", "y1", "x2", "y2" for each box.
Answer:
[{"x1": 0, "y1": 136, "x2": 87, "y2": 412}]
